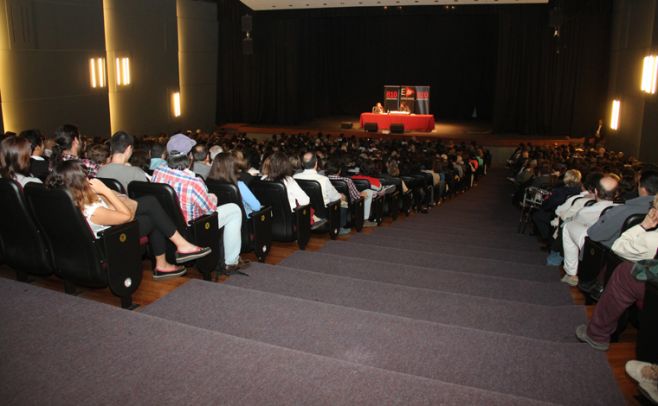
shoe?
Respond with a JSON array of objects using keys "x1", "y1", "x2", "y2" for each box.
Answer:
[
  {"x1": 224, "y1": 262, "x2": 249, "y2": 276},
  {"x1": 363, "y1": 220, "x2": 378, "y2": 228},
  {"x1": 626, "y1": 360, "x2": 658, "y2": 385},
  {"x1": 639, "y1": 381, "x2": 658, "y2": 404},
  {"x1": 575, "y1": 324, "x2": 609, "y2": 351},
  {"x1": 546, "y1": 251, "x2": 563, "y2": 266},
  {"x1": 238, "y1": 257, "x2": 251, "y2": 270},
  {"x1": 175, "y1": 246, "x2": 212, "y2": 264},
  {"x1": 338, "y1": 227, "x2": 351, "y2": 236},
  {"x1": 153, "y1": 266, "x2": 187, "y2": 280},
  {"x1": 561, "y1": 274, "x2": 578, "y2": 287}
]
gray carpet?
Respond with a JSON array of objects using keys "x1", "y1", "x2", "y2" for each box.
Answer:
[
  {"x1": 0, "y1": 278, "x2": 554, "y2": 406},
  {"x1": 280, "y1": 251, "x2": 573, "y2": 304},
  {"x1": 347, "y1": 232, "x2": 544, "y2": 264},
  {"x1": 319, "y1": 240, "x2": 558, "y2": 281},
  {"x1": 144, "y1": 279, "x2": 622, "y2": 405},
  {"x1": 220, "y1": 262, "x2": 585, "y2": 341}
]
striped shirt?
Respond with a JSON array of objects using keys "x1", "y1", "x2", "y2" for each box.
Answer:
[
  {"x1": 152, "y1": 166, "x2": 216, "y2": 223},
  {"x1": 328, "y1": 174, "x2": 361, "y2": 203}
]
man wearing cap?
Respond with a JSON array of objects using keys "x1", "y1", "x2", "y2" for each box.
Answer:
[{"x1": 152, "y1": 133, "x2": 248, "y2": 273}]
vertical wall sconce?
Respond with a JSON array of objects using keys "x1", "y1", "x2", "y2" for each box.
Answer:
[
  {"x1": 171, "y1": 91, "x2": 181, "y2": 117},
  {"x1": 115, "y1": 57, "x2": 131, "y2": 86},
  {"x1": 89, "y1": 57, "x2": 106, "y2": 88},
  {"x1": 610, "y1": 99, "x2": 620, "y2": 131},
  {"x1": 641, "y1": 55, "x2": 658, "y2": 94}
]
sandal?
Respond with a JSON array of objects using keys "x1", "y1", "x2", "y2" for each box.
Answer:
[
  {"x1": 153, "y1": 266, "x2": 187, "y2": 280},
  {"x1": 175, "y1": 246, "x2": 212, "y2": 264}
]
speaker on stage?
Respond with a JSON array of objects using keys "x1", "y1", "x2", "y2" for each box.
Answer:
[
  {"x1": 340, "y1": 122, "x2": 353, "y2": 129},
  {"x1": 364, "y1": 122, "x2": 378, "y2": 132},
  {"x1": 390, "y1": 123, "x2": 404, "y2": 134}
]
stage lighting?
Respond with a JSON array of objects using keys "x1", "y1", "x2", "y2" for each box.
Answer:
[
  {"x1": 641, "y1": 55, "x2": 658, "y2": 94},
  {"x1": 89, "y1": 57, "x2": 106, "y2": 88},
  {"x1": 172, "y1": 91, "x2": 181, "y2": 118},
  {"x1": 610, "y1": 100, "x2": 620, "y2": 131}
]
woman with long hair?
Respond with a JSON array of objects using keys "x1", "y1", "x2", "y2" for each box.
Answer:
[
  {"x1": 46, "y1": 160, "x2": 211, "y2": 280},
  {"x1": 51, "y1": 124, "x2": 99, "y2": 177},
  {"x1": 0, "y1": 135, "x2": 42, "y2": 187},
  {"x1": 264, "y1": 152, "x2": 310, "y2": 212},
  {"x1": 207, "y1": 153, "x2": 262, "y2": 216}
]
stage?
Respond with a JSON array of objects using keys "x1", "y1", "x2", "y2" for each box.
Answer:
[{"x1": 219, "y1": 116, "x2": 580, "y2": 148}]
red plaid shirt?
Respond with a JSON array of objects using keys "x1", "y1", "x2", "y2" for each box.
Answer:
[
  {"x1": 328, "y1": 174, "x2": 361, "y2": 203},
  {"x1": 152, "y1": 166, "x2": 216, "y2": 223}
]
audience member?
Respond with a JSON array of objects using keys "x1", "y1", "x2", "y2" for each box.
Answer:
[
  {"x1": 152, "y1": 133, "x2": 248, "y2": 273},
  {"x1": 96, "y1": 131, "x2": 148, "y2": 191},
  {"x1": 207, "y1": 153, "x2": 262, "y2": 216},
  {"x1": 47, "y1": 160, "x2": 211, "y2": 279},
  {"x1": 51, "y1": 124, "x2": 99, "y2": 177},
  {"x1": 192, "y1": 144, "x2": 211, "y2": 179},
  {"x1": 0, "y1": 135, "x2": 42, "y2": 187},
  {"x1": 561, "y1": 175, "x2": 619, "y2": 286},
  {"x1": 20, "y1": 129, "x2": 49, "y2": 181}
]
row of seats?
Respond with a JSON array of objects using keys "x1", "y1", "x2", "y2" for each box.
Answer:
[{"x1": 0, "y1": 162, "x2": 482, "y2": 308}]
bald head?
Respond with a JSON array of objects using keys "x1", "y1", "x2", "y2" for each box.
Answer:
[
  {"x1": 595, "y1": 176, "x2": 619, "y2": 201},
  {"x1": 302, "y1": 152, "x2": 317, "y2": 170}
]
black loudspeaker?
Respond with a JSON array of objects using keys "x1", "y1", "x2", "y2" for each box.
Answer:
[
  {"x1": 364, "y1": 122, "x2": 378, "y2": 132},
  {"x1": 390, "y1": 123, "x2": 404, "y2": 134},
  {"x1": 340, "y1": 122, "x2": 353, "y2": 129}
]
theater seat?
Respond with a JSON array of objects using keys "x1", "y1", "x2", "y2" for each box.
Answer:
[
  {"x1": 251, "y1": 180, "x2": 311, "y2": 250},
  {"x1": 96, "y1": 177, "x2": 126, "y2": 194},
  {"x1": 205, "y1": 179, "x2": 272, "y2": 262},
  {"x1": 127, "y1": 181, "x2": 220, "y2": 280},
  {"x1": 330, "y1": 179, "x2": 365, "y2": 232},
  {"x1": 0, "y1": 179, "x2": 54, "y2": 281},
  {"x1": 296, "y1": 179, "x2": 341, "y2": 239},
  {"x1": 24, "y1": 183, "x2": 142, "y2": 309},
  {"x1": 638, "y1": 279, "x2": 658, "y2": 363},
  {"x1": 350, "y1": 178, "x2": 383, "y2": 225}
]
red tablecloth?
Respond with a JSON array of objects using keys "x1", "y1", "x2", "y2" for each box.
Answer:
[{"x1": 359, "y1": 113, "x2": 435, "y2": 132}]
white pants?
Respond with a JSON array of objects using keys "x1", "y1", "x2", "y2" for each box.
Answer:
[
  {"x1": 217, "y1": 203, "x2": 242, "y2": 265},
  {"x1": 562, "y1": 221, "x2": 588, "y2": 276},
  {"x1": 362, "y1": 189, "x2": 375, "y2": 219}
]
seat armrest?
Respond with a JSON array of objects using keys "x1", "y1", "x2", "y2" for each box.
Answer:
[{"x1": 99, "y1": 220, "x2": 143, "y2": 299}]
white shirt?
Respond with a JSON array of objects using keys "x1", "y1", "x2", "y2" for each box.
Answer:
[
  {"x1": 612, "y1": 225, "x2": 658, "y2": 262},
  {"x1": 83, "y1": 199, "x2": 111, "y2": 238},
  {"x1": 572, "y1": 200, "x2": 617, "y2": 229},
  {"x1": 556, "y1": 191, "x2": 594, "y2": 222},
  {"x1": 293, "y1": 169, "x2": 342, "y2": 206},
  {"x1": 282, "y1": 177, "x2": 310, "y2": 212}
]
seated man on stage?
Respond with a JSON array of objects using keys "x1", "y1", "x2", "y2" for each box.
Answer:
[
  {"x1": 399, "y1": 102, "x2": 411, "y2": 113},
  {"x1": 372, "y1": 102, "x2": 385, "y2": 114}
]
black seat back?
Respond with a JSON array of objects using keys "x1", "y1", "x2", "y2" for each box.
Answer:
[
  {"x1": 96, "y1": 177, "x2": 126, "y2": 194},
  {"x1": 251, "y1": 180, "x2": 297, "y2": 242},
  {"x1": 25, "y1": 183, "x2": 105, "y2": 286},
  {"x1": 622, "y1": 213, "x2": 646, "y2": 232},
  {"x1": 330, "y1": 178, "x2": 364, "y2": 231},
  {"x1": 207, "y1": 179, "x2": 273, "y2": 261},
  {"x1": 251, "y1": 180, "x2": 310, "y2": 249},
  {"x1": 0, "y1": 179, "x2": 53, "y2": 277},
  {"x1": 297, "y1": 179, "x2": 341, "y2": 237},
  {"x1": 295, "y1": 179, "x2": 328, "y2": 217},
  {"x1": 351, "y1": 178, "x2": 371, "y2": 192},
  {"x1": 128, "y1": 181, "x2": 219, "y2": 278}
]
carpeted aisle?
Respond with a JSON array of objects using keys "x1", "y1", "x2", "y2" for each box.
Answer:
[
  {"x1": 142, "y1": 170, "x2": 624, "y2": 405},
  {"x1": 0, "y1": 170, "x2": 625, "y2": 405}
]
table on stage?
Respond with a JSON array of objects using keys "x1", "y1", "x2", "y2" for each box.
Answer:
[{"x1": 359, "y1": 113, "x2": 435, "y2": 132}]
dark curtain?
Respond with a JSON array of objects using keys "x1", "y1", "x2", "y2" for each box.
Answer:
[
  {"x1": 217, "y1": 1, "x2": 612, "y2": 137},
  {"x1": 493, "y1": 1, "x2": 612, "y2": 136},
  {"x1": 217, "y1": 2, "x2": 498, "y2": 125}
]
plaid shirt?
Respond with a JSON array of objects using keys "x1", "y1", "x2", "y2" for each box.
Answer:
[
  {"x1": 328, "y1": 174, "x2": 360, "y2": 203},
  {"x1": 152, "y1": 166, "x2": 216, "y2": 223},
  {"x1": 62, "y1": 153, "x2": 99, "y2": 178}
]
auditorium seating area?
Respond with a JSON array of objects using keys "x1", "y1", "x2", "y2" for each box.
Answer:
[{"x1": 2, "y1": 130, "x2": 643, "y2": 404}]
